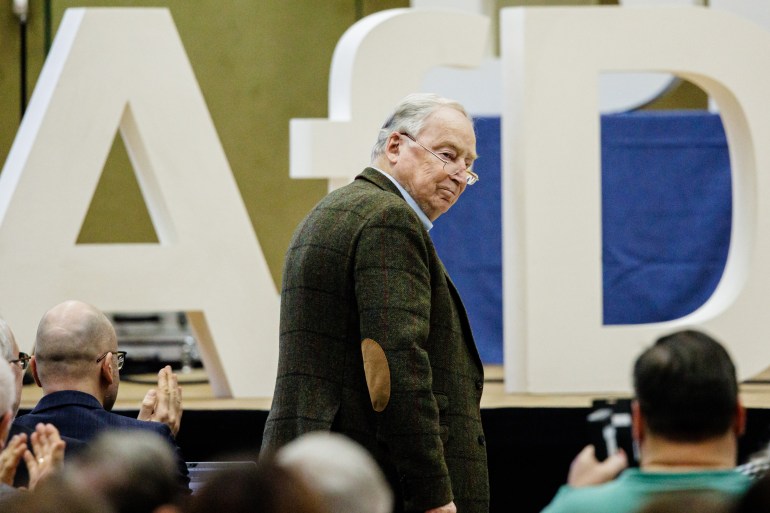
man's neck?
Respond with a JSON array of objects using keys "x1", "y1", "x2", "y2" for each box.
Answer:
[{"x1": 639, "y1": 432, "x2": 738, "y2": 472}]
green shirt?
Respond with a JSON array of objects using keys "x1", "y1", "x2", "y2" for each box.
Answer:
[{"x1": 541, "y1": 469, "x2": 751, "y2": 513}]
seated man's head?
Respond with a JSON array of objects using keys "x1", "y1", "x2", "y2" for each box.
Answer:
[
  {"x1": 276, "y1": 431, "x2": 393, "y2": 513},
  {"x1": 633, "y1": 329, "x2": 742, "y2": 445},
  {"x1": 0, "y1": 318, "x2": 25, "y2": 416},
  {"x1": 0, "y1": 355, "x2": 16, "y2": 446},
  {"x1": 31, "y1": 300, "x2": 122, "y2": 410}
]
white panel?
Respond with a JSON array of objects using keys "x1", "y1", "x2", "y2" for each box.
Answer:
[
  {"x1": 501, "y1": 6, "x2": 770, "y2": 393},
  {"x1": 290, "y1": 9, "x2": 490, "y2": 191}
]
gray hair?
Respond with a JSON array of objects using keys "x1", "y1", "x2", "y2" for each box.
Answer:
[
  {"x1": 0, "y1": 355, "x2": 15, "y2": 415},
  {"x1": 0, "y1": 319, "x2": 15, "y2": 361},
  {"x1": 65, "y1": 430, "x2": 181, "y2": 513},
  {"x1": 370, "y1": 93, "x2": 471, "y2": 162},
  {"x1": 277, "y1": 431, "x2": 393, "y2": 513}
]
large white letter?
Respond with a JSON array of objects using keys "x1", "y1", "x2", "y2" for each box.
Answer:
[
  {"x1": 0, "y1": 8, "x2": 278, "y2": 398},
  {"x1": 501, "y1": 6, "x2": 770, "y2": 393},
  {"x1": 290, "y1": 8, "x2": 490, "y2": 191}
]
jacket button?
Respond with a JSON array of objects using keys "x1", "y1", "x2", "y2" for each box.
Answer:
[
  {"x1": 477, "y1": 435, "x2": 486, "y2": 446},
  {"x1": 475, "y1": 379, "x2": 483, "y2": 391}
]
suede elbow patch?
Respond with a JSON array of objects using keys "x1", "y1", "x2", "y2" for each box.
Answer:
[{"x1": 361, "y1": 338, "x2": 391, "y2": 412}]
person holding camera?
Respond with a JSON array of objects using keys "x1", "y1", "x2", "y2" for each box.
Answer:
[{"x1": 542, "y1": 329, "x2": 752, "y2": 513}]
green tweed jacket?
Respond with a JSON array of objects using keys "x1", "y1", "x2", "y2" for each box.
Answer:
[{"x1": 262, "y1": 168, "x2": 489, "y2": 513}]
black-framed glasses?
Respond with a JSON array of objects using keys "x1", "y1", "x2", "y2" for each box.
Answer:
[
  {"x1": 400, "y1": 132, "x2": 479, "y2": 185},
  {"x1": 9, "y1": 352, "x2": 30, "y2": 371},
  {"x1": 96, "y1": 350, "x2": 127, "y2": 370}
]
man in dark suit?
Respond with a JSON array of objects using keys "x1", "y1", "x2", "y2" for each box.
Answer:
[
  {"x1": 262, "y1": 93, "x2": 488, "y2": 513},
  {"x1": 12, "y1": 300, "x2": 188, "y2": 489}
]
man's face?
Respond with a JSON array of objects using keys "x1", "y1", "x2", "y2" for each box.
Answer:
[{"x1": 390, "y1": 107, "x2": 477, "y2": 222}]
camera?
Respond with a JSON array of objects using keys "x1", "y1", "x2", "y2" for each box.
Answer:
[{"x1": 587, "y1": 398, "x2": 638, "y2": 466}]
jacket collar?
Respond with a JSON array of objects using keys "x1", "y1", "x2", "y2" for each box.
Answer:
[
  {"x1": 31, "y1": 390, "x2": 103, "y2": 413},
  {"x1": 356, "y1": 167, "x2": 404, "y2": 197},
  {"x1": 357, "y1": 168, "x2": 433, "y2": 231}
]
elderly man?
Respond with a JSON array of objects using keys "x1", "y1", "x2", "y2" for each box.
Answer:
[
  {"x1": 541, "y1": 329, "x2": 751, "y2": 513},
  {"x1": 262, "y1": 93, "x2": 488, "y2": 513},
  {"x1": 0, "y1": 319, "x2": 27, "y2": 418},
  {"x1": 12, "y1": 300, "x2": 188, "y2": 488},
  {"x1": 0, "y1": 356, "x2": 20, "y2": 501},
  {"x1": 0, "y1": 356, "x2": 66, "y2": 501}
]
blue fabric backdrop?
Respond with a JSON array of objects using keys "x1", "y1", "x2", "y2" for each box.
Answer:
[{"x1": 430, "y1": 111, "x2": 731, "y2": 364}]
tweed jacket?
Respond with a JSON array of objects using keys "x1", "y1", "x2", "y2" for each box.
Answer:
[{"x1": 262, "y1": 168, "x2": 489, "y2": 513}]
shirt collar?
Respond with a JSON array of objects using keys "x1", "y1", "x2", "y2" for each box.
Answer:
[{"x1": 370, "y1": 167, "x2": 433, "y2": 231}]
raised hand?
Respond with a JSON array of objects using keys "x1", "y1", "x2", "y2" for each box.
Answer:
[
  {"x1": 0, "y1": 433, "x2": 28, "y2": 485},
  {"x1": 567, "y1": 445, "x2": 628, "y2": 487},
  {"x1": 23, "y1": 423, "x2": 66, "y2": 490},
  {"x1": 137, "y1": 365, "x2": 183, "y2": 437}
]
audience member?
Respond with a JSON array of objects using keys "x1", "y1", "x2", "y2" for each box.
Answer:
[
  {"x1": 541, "y1": 329, "x2": 751, "y2": 513},
  {"x1": 64, "y1": 430, "x2": 183, "y2": 513},
  {"x1": 0, "y1": 356, "x2": 65, "y2": 501},
  {"x1": 12, "y1": 300, "x2": 188, "y2": 488},
  {"x1": 0, "y1": 356, "x2": 18, "y2": 501},
  {"x1": 276, "y1": 431, "x2": 393, "y2": 513},
  {"x1": 187, "y1": 456, "x2": 327, "y2": 513},
  {"x1": 0, "y1": 318, "x2": 26, "y2": 417}
]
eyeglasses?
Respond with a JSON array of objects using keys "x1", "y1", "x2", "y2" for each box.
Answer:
[
  {"x1": 400, "y1": 133, "x2": 479, "y2": 186},
  {"x1": 96, "y1": 350, "x2": 127, "y2": 370},
  {"x1": 9, "y1": 352, "x2": 30, "y2": 371}
]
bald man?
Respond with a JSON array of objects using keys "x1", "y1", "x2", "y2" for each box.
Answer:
[{"x1": 12, "y1": 300, "x2": 188, "y2": 489}]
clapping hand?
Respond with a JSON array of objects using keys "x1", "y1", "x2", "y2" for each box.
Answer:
[{"x1": 138, "y1": 365, "x2": 183, "y2": 437}]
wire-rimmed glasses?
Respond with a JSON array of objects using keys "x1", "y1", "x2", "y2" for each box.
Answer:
[
  {"x1": 400, "y1": 132, "x2": 479, "y2": 186},
  {"x1": 9, "y1": 352, "x2": 30, "y2": 371},
  {"x1": 96, "y1": 350, "x2": 127, "y2": 370}
]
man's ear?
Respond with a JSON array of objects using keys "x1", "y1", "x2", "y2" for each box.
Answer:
[
  {"x1": 631, "y1": 400, "x2": 645, "y2": 443},
  {"x1": 384, "y1": 131, "x2": 402, "y2": 165},
  {"x1": 734, "y1": 400, "x2": 747, "y2": 437},
  {"x1": 30, "y1": 355, "x2": 42, "y2": 388},
  {"x1": 100, "y1": 352, "x2": 115, "y2": 385}
]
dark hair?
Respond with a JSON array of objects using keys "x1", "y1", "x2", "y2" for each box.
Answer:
[{"x1": 633, "y1": 329, "x2": 738, "y2": 441}]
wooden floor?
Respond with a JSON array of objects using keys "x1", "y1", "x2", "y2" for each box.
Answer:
[{"x1": 18, "y1": 365, "x2": 770, "y2": 412}]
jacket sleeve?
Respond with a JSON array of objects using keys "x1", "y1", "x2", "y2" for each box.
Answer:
[{"x1": 354, "y1": 202, "x2": 453, "y2": 511}]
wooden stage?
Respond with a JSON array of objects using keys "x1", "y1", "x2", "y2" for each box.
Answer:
[
  {"x1": 17, "y1": 365, "x2": 770, "y2": 513},
  {"x1": 19, "y1": 364, "x2": 770, "y2": 411}
]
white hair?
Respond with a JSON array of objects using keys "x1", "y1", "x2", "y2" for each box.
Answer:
[
  {"x1": 277, "y1": 432, "x2": 393, "y2": 513},
  {"x1": 371, "y1": 92, "x2": 472, "y2": 162},
  {"x1": 0, "y1": 355, "x2": 15, "y2": 415},
  {"x1": 0, "y1": 319, "x2": 14, "y2": 361}
]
